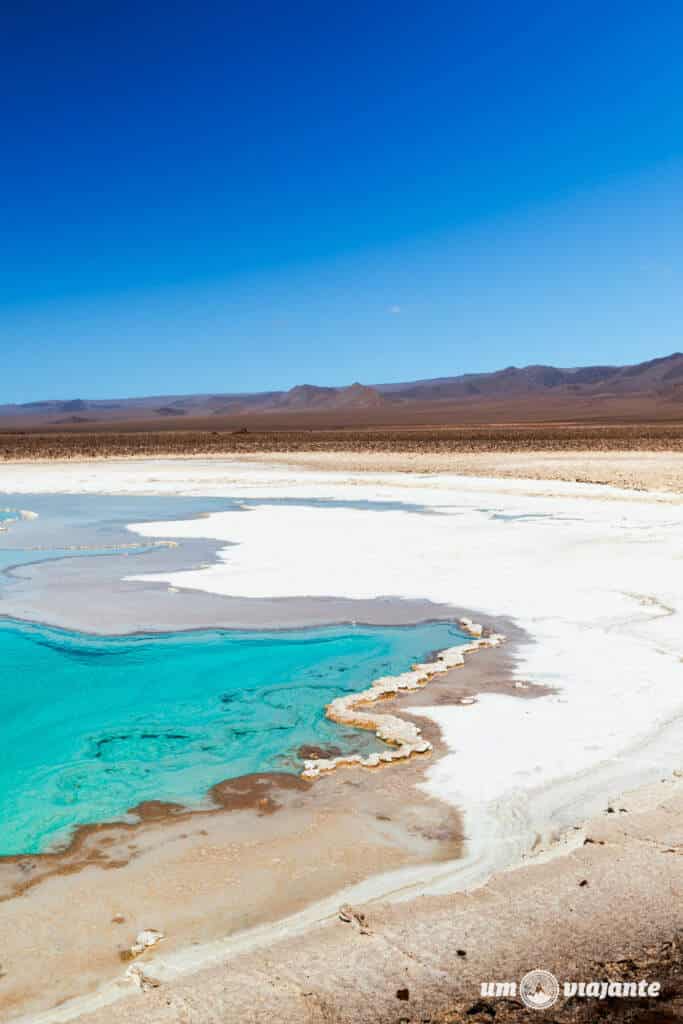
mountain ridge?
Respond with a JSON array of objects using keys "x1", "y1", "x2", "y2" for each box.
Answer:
[{"x1": 2, "y1": 352, "x2": 682, "y2": 429}]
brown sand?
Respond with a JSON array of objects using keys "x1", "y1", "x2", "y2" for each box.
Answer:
[
  {"x1": 2, "y1": 421, "x2": 683, "y2": 470},
  {"x1": 36, "y1": 775, "x2": 683, "y2": 1024},
  {"x1": 0, "y1": 760, "x2": 465, "y2": 1021}
]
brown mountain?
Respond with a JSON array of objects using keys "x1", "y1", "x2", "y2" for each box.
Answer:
[
  {"x1": 377, "y1": 352, "x2": 683, "y2": 401},
  {"x1": 1, "y1": 352, "x2": 682, "y2": 431},
  {"x1": 277, "y1": 383, "x2": 386, "y2": 410}
]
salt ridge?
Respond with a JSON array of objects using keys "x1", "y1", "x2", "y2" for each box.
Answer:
[{"x1": 302, "y1": 620, "x2": 504, "y2": 778}]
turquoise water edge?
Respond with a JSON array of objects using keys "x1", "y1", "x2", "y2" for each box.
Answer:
[{"x1": 0, "y1": 618, "x2": 466, "y2": 857}]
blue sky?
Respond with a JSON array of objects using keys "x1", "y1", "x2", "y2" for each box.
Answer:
[{"x1": 2, "y1": 2, "x2": 682, "y2": 402}]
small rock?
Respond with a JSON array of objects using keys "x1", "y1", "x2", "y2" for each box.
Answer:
[
  {"x1": 126, "y1": 964, "x2": 161, "y2": 990},
  {"x1": 466, "y1": 1001, "x2": 496, "y2": 1018},
  {"x1": 457, "y1": 949, "x2": 467, "y2": 957},
  {"x1": 579, "y1": 879, "x2": 589, "y2": 887},
  {"x1": 129, "y1": 928, "x2": 165, "y2": 957},
  {"x1": 396, "y1": 988, "x2": 410, "y2": 1001},
  {"x1": 338, "y1": 904, "x2": 371, "y2": 934}
]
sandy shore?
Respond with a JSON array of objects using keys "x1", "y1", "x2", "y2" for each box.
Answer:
[
  {"x1": 235, "y1": 448, "x2": 683, "y2": 493},
  {"x1": 37, "y1": 772, "x2": 683, "y2": 1024},
  {"x1": 1, "y1": 456, "x2": 682, "y2": 1022}
]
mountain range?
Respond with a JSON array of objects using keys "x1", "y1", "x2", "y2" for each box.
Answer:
[{"x1": 2, "y1": 352, "x2": 683, "y2": 430}]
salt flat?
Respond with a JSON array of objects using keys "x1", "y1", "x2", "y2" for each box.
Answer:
[{"x1": 3, "y1": 459, "x2": 682, "y2": 891}]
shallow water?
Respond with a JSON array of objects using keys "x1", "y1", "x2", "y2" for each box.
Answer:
[
  {"x1": 0, "y1": 493, "x2": 435, "y2": 606},
  {"x1": 0, "y1": 618, "x2": 466, "y2": 856}
]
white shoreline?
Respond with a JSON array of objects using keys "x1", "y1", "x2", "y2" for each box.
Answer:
[
  {"x1": 0, "y1": 507, "x2": 38, "y2": 532},
  {"x1": 302, "y1": 621, "x2": 504, "y2": 779}
]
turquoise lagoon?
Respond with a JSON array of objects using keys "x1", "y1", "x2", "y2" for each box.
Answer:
[{"x1": 0, "y1": 618, "x2": 466, "y2": 856}]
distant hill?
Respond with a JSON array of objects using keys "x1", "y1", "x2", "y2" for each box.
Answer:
[
  {"x1": 376, "y1": 352, "x2": 683, "y2": 400},
  {"x1": 2, "y1": 352, "x2": 682, "y2": 430},
  {"x1": 276, "y1": 383, "x2": 386, "y2": 410}
]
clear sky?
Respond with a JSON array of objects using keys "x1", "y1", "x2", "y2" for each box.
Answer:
[{"x1": 2, "y1": 2, "x2": 682, "y2": 403}]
